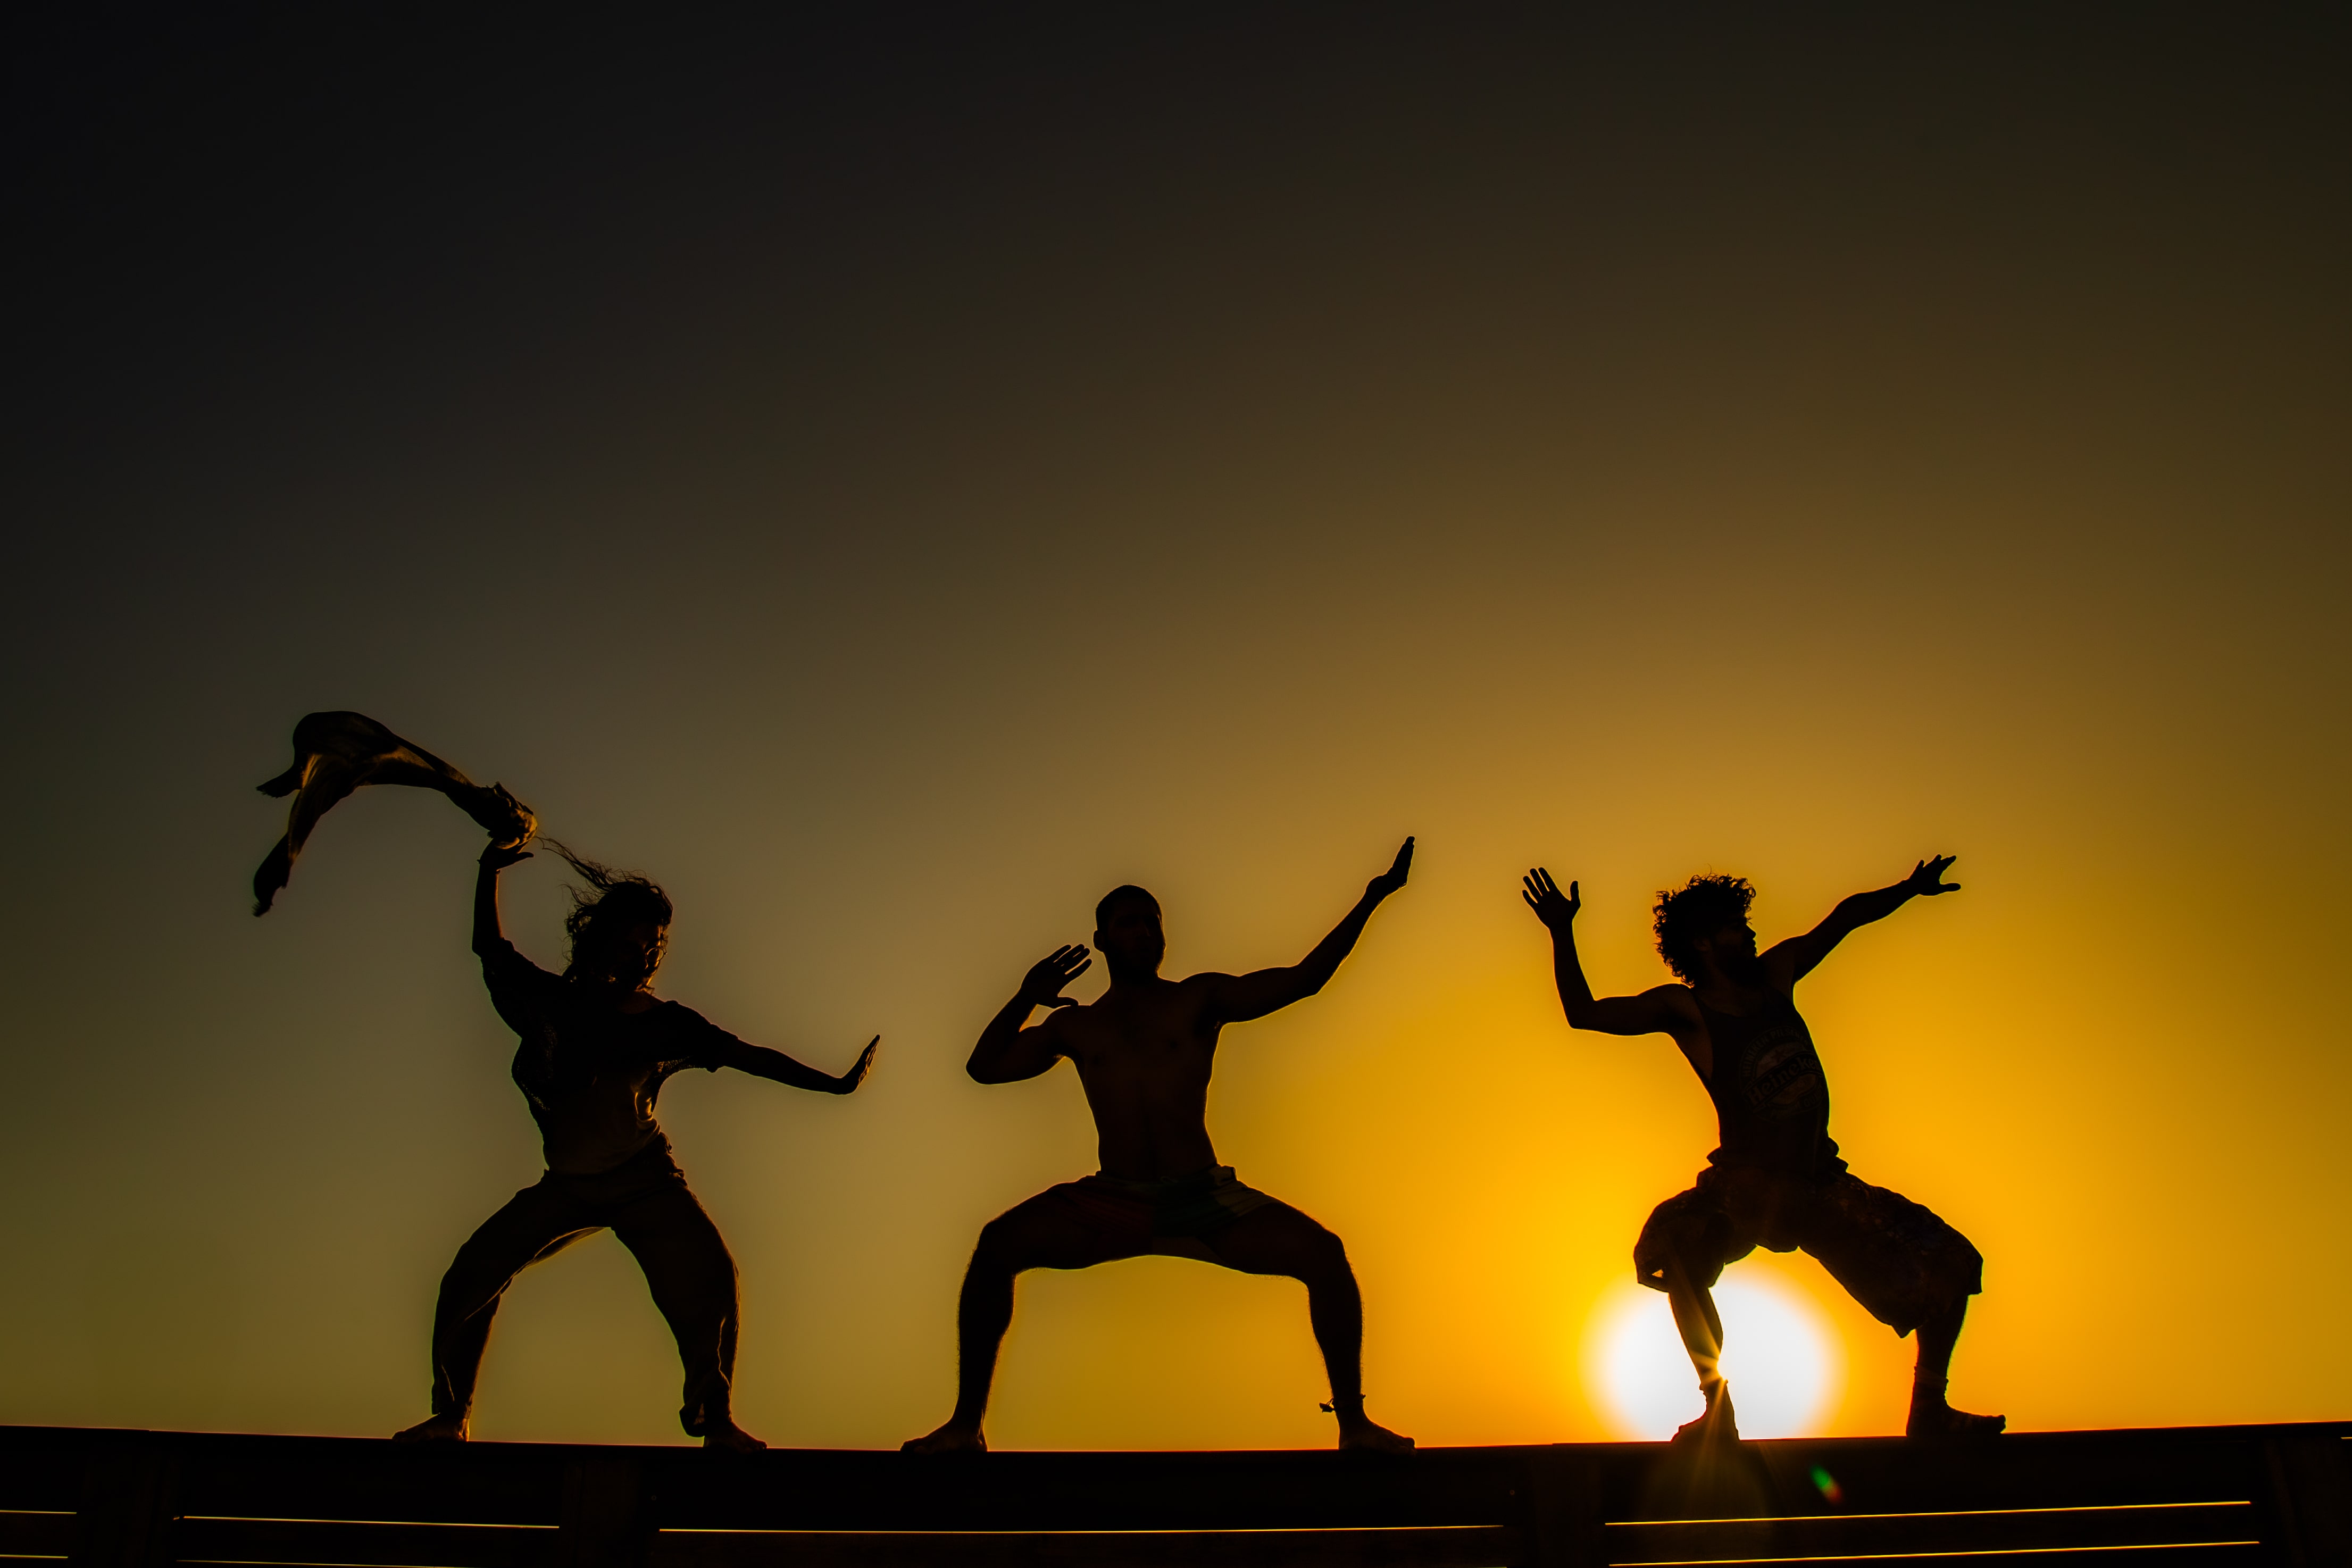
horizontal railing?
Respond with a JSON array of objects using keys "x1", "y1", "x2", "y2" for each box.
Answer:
[{"x1": 0, "y1": 1420, "x2": 2342, "y2": 1566}]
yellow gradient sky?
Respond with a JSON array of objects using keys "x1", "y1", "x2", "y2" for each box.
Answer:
[{"x1": 2, "y1": 7, "x2": 2346, "y2": 1448}]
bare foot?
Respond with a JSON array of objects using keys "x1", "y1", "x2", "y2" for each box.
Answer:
[
  {"x1": 394, "y1": 1414, "x2": 468, "y2": 1443},
  {"x1": 1906, "y1": 1397, "x2": 2005, "y2": 1439},
  {"x1": 1671, "y1": 1381, "x2": 1738, "y2": 1446},
  {"x1": 701, "y1": 1416, "x2": 768, "y2": 1453},
  {"x1": 1337, "y1": 1414, "x2": 1415, "y2": 1454},
  {"x1": 900, "y1": 1421, "x2": 987, "y2": 1455}
]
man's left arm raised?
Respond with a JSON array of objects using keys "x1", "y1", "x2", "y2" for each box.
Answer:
[
  {"x1": 1202, "y1": 837, "x2": 1413, "y2": 1025},
  {"x1": 1769, "y1": 854, "x2": 1961, "y2": 983}
]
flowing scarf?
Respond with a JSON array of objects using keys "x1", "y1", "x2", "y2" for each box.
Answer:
[{"x1": 252, "y1": 711, "x2": 537, "y2": 914}]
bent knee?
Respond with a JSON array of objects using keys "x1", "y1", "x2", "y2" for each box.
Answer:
[
  {"x1": 972, "y1": 1216, "x2": 1030, "y2": 1269},
  {"x1": 439, "y1": 1230, "x2": 533, "y2": 1292},
  {"x1": 1285, "y1": 1223, "x2": 1352, "y2": 1282}
]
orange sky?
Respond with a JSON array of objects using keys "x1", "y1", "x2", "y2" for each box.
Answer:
[{"x1": 2, "y1": 7, "x2": 2346, "y2": 1448}]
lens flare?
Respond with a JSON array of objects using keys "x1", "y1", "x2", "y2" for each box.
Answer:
[{"x1": 1586, "y1": 1271, "x2": 1842, "y2": 1440}]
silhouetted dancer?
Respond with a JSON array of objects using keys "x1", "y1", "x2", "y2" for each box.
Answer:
[
  {"x1": 1522, "y1": 858, "x2": 2001, "y2": 1442},
  {"x1": 902, "y1": 841, "x2": 1419, "y2": 1455},
  {"x1": 396, "y1": 840, "x2": 878, "y2": 1452},
  {"x1": 253, "y1": 711, "x2": 535, "y2": 914}
]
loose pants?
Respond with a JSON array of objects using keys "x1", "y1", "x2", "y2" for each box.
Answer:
[{"x1": 429, "y1": 1138, "x2": 739, "y2": 1434}]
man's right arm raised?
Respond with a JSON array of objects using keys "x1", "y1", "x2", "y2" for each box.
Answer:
[
  {"x1": 1520, "y1": 868, "x2": 1689, "y2": 1036},
  {"x1": 966, "y1": 944, "x2": 1092, "y2": 1084}
]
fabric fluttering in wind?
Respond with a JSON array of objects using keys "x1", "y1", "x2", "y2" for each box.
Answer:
[{"x1": 252, "y1": 711, "x2": 537, "y2": 914}]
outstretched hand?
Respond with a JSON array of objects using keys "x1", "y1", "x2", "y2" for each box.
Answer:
[
  {"x1": 1521, "y1": 866, "x2": 1579, "y2": 930},
  {"x1": 1366, "y1": 837, "x2": 1415, "y2": 900},
  {"x1": 1021, "y1": 945, "x2": 1091, "y2": 1010},
  {"x1": 1905, "y1": 855, "x2": 1961, "y2": 897},
  {"x1": 833, "y1": 1036, "x2": 879, "y2": 1095},
  {"x1": 479, "y1": 841, "x2": 533, "y2": 872}
]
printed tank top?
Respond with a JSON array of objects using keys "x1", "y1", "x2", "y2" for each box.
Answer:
[{"x1": 1695, "y1": 992, "x2": 1843, "y2": 1177}]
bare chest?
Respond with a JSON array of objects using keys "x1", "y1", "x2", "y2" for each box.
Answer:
[{"x1": 1065, "y1": 1000, "x2": 1219, "y2": 1086}]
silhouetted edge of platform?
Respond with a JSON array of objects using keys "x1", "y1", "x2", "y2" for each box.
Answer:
[{"x1": 2, "y1": 1420, "x2": 2344, "y2": 1567}]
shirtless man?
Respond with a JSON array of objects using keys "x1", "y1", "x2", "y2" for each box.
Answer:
[
  {"x1": 395, "y1": 839, "x2": 877, "y2": 1451},
  {"x1": 903, "y1": 841, "x2": 1419, "y2": 1454},
  {"x1": 1522, "y1": 858, "x2": 2001, "y2": 1442}
]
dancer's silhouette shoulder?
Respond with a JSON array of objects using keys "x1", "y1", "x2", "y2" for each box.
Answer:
[
  {"x1": 904, "y1": 840, "x2": 1419, "y2": 1455},
  {"x1": 1522, "y1": 858, "x2": 2001, "y2": 1442},
  {"x1": 396, "y1": 838, "x2": 878, "y2": 1452}
]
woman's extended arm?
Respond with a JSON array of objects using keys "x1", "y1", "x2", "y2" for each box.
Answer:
[
  {"x1": 473, "y1": 841, "x2": 533, "y2": 957},
  {"x1": 721, "y1": 1036, "x2": 879, "y2": 1095}
]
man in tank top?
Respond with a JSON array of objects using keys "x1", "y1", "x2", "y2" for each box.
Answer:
[{"x1": 1521, "y1": 857, "x2": 2001, "y2": 1442}]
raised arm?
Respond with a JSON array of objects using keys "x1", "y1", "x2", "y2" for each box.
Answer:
[
  {"x1": 473, "y1": 841, "x2": 532, "y2": 957},
  {"x1": 967, "y1": 945, "x2": 1091, "y2": 1084},
  {"x1": 1202, "y1": 837, "x2": 1413, "y2": 1026},
  {"x1": 1521, "y1": 868, "x2": 1695, "y2": 1036},
  {"x1": 1769, "y1": 855, "x2": 1960, "y2": 983},
  {"x1": 711, "y1": 1035, "x2": 878, "y2": 1095}
]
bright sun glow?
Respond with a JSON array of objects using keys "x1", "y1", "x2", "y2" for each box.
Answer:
[{"x1": 1587, "y1": 1271, "x2": 1843, "y2": 1440}]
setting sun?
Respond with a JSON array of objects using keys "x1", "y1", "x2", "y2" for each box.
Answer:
[{"x1": 1589, "y1": 1270, "x2": 1845, "y2": 1440}]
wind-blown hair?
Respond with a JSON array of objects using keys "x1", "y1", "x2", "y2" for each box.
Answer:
[
  {"x1": 1096, "y1": 884, "x2": 1161, "y2": 928},
  {"x1": 1653, "y1": 874, "x2": 1756, "y2": 985},
  {"x1": 543, "y1": 839, "x2": 673, "y2": 982}
]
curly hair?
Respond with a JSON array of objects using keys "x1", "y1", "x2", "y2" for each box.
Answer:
[
  {"x1": 1653, "y1": 874, "x2": 1755, "y2": 984},
  {"x1": 542, "y1": 839, "x2": 673, "y2": 982}
]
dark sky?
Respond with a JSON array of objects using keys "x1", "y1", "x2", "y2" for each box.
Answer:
[{"x1": 4, "y1": 5, "x2": 2347, "y2": 1446}]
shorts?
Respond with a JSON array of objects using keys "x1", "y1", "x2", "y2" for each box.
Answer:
[
  {"x1": 1634, "y1": 1163, "x2": 1983, "y2": 1337},
  {"x1": 1044, "y1": 1164, "x2": 1277, "y2": 1248}
]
